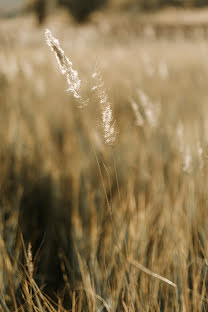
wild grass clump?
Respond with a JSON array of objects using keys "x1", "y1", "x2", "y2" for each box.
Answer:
[{"x1": 1, "y1": 14, "x2": 208, "y2": 311}]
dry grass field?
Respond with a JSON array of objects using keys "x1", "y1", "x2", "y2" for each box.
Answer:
[{"x1": 2, "y1": 9, "x2": 208, "y2": 311}]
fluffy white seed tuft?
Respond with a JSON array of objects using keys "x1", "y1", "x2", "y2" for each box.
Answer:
[
  {"x1": 45, "y1": 29, "x2": 86, "y2": 107},
  {"x1": 92, "y1": 70, "x2": 116, "y2": 144}
]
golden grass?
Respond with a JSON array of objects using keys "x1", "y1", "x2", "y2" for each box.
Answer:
[{"x1": 1, "y1": 11, "x2": 208, "y2": 311}]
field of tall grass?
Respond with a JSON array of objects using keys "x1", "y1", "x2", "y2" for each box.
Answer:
[{"x1": 2, "y1": 10, "x2": 208, "y2": 311}]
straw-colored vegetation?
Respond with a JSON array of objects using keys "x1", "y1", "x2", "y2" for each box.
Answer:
[{"x1": 2, "y1": 9, "x2": 208, "y2": 311}]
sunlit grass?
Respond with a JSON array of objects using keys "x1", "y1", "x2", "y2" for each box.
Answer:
[{"x1": 1, "y1": 12, "x2": 208, "y2": 311}]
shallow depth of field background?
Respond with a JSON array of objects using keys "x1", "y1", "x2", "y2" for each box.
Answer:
[{"x1": 2, "y1": 1, "x2": 208, "y2": 311}]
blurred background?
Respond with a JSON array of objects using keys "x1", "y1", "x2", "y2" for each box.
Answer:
[{"x1": 2, "y1": 0, "x2": 208, "y2": 22}]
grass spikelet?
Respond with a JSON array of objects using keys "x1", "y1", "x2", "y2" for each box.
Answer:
[
  {"x1": 45, "y1": 29, "x2": 87, "y2": 107},
  {"x1": 27, "y1": 242, "x2": 34, "y2": 279},
  {"x1": 92, "y1": 71, "x2": 116, "y2": 144}
]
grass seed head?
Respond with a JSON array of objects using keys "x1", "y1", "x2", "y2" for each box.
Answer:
[{"x1": 45, "y1": 29, "x2": 87, "y2": 107}]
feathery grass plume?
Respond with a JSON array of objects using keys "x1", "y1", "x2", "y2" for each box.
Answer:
[
  {"x1": 137, "y1": 89, "x2": 160, "y2": 128},
  {"x1": 45, "y1": 29, "x2": 86, "y2": 107},
  {"x1": 130, "y1": 98, "x2": 144, "y2": 127},
  {"x1": 92, "y1": 71, "x2": 116, "y2": 144}
]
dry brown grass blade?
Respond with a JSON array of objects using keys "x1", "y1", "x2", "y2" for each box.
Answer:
[
  {"x1": 129, "y1": 259, "x2": 177, "y2": 288},
  {"x1": 130, "y1": 258, "x2": 208, "y2": 306}
]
